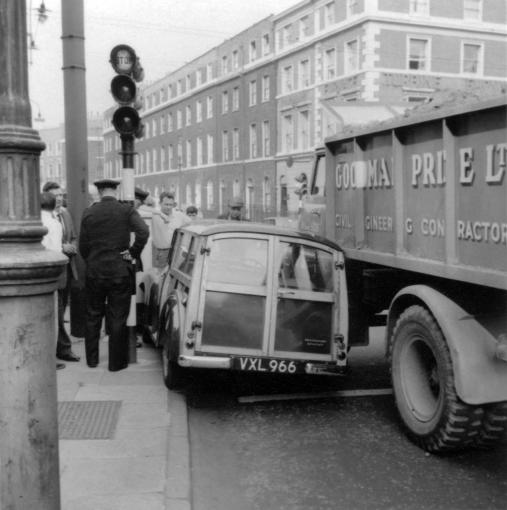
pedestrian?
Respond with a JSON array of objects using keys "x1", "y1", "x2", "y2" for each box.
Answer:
[
  {"x1": 185, "y1": 205, "x2": 198, "y2": 220},
  {"x1": 133, "y1": 187, "x2": 150, "y2": 346},
  {"x1": 42, "y1": 181, "x2": 81, "y2": 364},
  {"x1": 218, "y1": 196, "x2": 248, "y2": 221},
  {"x1": 78, "y1": 178, "x2": 149, "y2": 371},
  {"x1": 134, "y1": 186, "x2": 149, "y2": 210},
  {"x1": 132, "y1": 186, "x2": 151, "y2": 272},
  {"x1": 151, "y1": 191, "x2": 190, "y2": 268},
  {"x1": 40, "y1": 191, "x2": 67, "y2": 370}
]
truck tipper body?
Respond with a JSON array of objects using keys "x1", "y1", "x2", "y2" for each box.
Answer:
[{"x1": 300, "y1": 96, "x2": 507, "y2": 452}]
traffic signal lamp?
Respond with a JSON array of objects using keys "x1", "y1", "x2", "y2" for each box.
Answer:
[
  {"x1": 109, "y1": 44, "x2": 144, "y2": 137},
  {"x1": 110, "y1": 75, "x2": 137, "y2": 105},
  {"x1": 112, "y1": 106, "x2": 140, "y2": 136},
  {"x1": 294, "y1": 172, "x2": 308, "y2": 198}
]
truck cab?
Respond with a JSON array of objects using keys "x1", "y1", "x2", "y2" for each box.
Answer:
[{"x1": 298, "y1": 147, "x2": 327, "y2": 237}]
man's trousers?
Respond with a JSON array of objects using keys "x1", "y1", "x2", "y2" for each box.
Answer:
[
  {"x1": 84, "y1": 275, "x2": 132, "y2": 371},
  {"x1": 56, "y1": 282, "x2": 74, "y2": 358}
]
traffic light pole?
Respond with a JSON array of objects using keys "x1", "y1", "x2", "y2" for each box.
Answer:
[
  {"x1": 109, "y1": 45, "x2": 144, "y2": 365},
  {"x1": 121, "y1": 134, "x2": 135, "y2": 170},
  {"x1": 120, "y1": 134, "x2": 138, "y2": 364}
]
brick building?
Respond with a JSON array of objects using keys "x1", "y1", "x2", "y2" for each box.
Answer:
[{"x1": 103, "y1": 0, "x2": 507, "y2": 219}]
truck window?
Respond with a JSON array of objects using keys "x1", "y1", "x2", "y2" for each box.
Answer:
[
  {"x1": 278, "y1": 242, "x2": 333, "y2": 292},
  {"x1": 311, "y1": 155, "x2": 325, "y2": 197}
]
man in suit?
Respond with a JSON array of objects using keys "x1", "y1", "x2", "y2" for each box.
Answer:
[
  {"x1": 42, "y1": 181, "x2": 81, "y2": 362},
  {"x1": 79, "y1": 179, "x2": 149, "y2": 371}
]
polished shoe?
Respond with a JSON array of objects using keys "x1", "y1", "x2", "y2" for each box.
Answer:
[
  {"x1": 57, "y1": 352, "x2": 81, "y2": 362},
  {"x1": 56, "y1": 363, "x2": 66, "y2": 370},
  {"x1": 87, "y1": 362, "x2": 98, "y2": 368},
  {"x1": 109, "y1": 364, "x2": 128, "y2": 372},
  {"x1": 136, "y1": 341, "x2": 142, "y2": 348}
]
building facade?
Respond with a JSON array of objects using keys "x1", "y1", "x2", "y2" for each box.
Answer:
[
  {"x1": 39, "y1": 114, "x2": 104, "y2": 191},
  {"x1": 103, "y1": 0, "x2": 507, "y2": 219}
]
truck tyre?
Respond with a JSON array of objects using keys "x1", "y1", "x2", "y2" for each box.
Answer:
[
  {"x1": 473, "y1": 402, "x2": 507, "y2": 449},
  {"x1": 390, "y1": 305, "x2": 484, "y2": 453}
]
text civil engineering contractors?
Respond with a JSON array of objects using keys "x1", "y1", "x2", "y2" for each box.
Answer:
[{"x1": 334, "y1": 142, "x2": 507, "y2": 244}]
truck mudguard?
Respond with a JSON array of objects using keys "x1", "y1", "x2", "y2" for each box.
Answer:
[{"x1": 387, "y1": 285, "x2": 507, "y2": 405}]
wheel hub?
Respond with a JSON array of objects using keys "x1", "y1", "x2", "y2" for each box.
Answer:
[{"x1": 401, "y1": 336, "x2": 441, "y2": 422}]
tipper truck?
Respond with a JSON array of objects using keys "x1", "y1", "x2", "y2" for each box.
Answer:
[{"x1": 299, "y1": 96, "x2": 507, "y2": 453}]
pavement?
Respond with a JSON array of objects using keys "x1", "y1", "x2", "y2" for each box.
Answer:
[{"x1": 56, "y1": 336, "x2": 191, "y2": 510}]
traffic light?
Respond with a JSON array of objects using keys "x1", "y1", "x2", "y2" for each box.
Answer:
[
  {"x1": 294, "y1": 172, "x2": 308, "y2": 198},
  {"x1": 109, "y1": 44, "x2": 144, "y2": 137}
]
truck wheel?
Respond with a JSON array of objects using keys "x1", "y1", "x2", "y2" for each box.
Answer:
[
  {"x1": 473, "y1": 402, "x2": 507, "y2": 449},
  {"x1": 390, "y1": 305, "x2": 483, "y2": 453}
]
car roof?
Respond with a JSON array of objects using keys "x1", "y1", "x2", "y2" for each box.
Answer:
[{"x1": 179, "y1": 220, "x2": 343, "y2": 252}]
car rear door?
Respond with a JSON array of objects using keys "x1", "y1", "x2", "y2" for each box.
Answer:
[
  {"x1": 195, "y1": 233, "x2": 273, "y2": 356},
  {"x1": 269, "y1": 237, "x2": 342, "y2": 361}
]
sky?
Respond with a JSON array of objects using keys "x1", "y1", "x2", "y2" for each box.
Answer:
[{"x1": 27, "y1": 0, "x2": 298, "y2": 129}]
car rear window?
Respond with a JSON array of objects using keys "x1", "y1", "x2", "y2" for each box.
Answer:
[
  {"x1": 277, "y1": 242, "x2": 334, "y2": 292},
  {"x1": 206, "y1": 237, "x2": 268, "y2": 287}
]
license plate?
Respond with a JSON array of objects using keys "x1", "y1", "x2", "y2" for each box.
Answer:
[{"x1": 233, "y1": 356, "x2": 303, "y2": 374}]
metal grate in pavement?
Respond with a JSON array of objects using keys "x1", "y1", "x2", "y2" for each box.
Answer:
[{"x1": 58, "y1": 401, "x2": 122, "y2": 440}]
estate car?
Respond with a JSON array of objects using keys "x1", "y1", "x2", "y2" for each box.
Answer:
[{"x1": 141, "y1": 221, "x2": 349, "y2": 389}]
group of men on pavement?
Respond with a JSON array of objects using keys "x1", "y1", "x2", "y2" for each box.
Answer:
[{"x1": 41, "y1": 177, "x2": 247, "y2": 372}]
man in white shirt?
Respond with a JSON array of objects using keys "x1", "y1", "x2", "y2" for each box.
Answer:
[
  {"x1": 151, "y1": 191, "x2": 190, "y2": 268},
  {"x1": 40, "y1": 191, "x2": 66, "y2": 370},
  {"x1": 41, "y1": 192, "x2": 63, "y2": 252},
  {"x1": 42, "y1": 182, "x2": 81, "y2": 364}
]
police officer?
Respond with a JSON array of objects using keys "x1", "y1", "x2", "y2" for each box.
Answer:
[
  {"x1": 79, "y1": 179, "x2": 149, "y2": 371},
  {"x1": 134, "y1": 186, "x2": 149, "y2": 210}
]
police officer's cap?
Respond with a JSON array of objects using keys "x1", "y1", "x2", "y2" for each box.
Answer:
[
  {"x1": 94, "y1": 178, "x2": 121, "y2": 189},
  {"x1": 135, "y1": 187, "x2": 149, "y2": 201}
]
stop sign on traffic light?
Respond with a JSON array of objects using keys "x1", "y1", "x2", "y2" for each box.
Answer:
[{"x1": 109, "y1": 44, "x2": 144, "y2": 137}]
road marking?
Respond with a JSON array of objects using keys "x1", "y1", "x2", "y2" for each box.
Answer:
[{"x1": 238, "y1": 388, "x2": 393, "y2": 404}]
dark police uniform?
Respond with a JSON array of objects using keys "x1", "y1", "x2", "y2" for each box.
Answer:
[{"x1": 79, "y1": 180, "x2": 149, "y2": 371}]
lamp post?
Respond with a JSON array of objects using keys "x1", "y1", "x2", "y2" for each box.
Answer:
[
  {"x1": 62, "y1": 0, "x2": 88, "y2": 338},
  {"x1": 30, "y1": 99, "x2": 45, "y2": 123},
  {"x1": 0, "y1": 1, "x2": 66, "y2": 508}
]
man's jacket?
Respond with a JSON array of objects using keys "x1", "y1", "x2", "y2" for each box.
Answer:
[
  {"x1": 79, "y1": 196, "x2": 149, "y2": 279},
  {"x1": 58, "y1": 207, "x2": 78, "y2": 280}
]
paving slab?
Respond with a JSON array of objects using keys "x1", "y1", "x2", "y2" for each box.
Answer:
[
  {"x1": 62, "y1": 492, "x2": 166, "y2": 510},
  {"x1": 74, "y1": 384, "x2": 169, "y2": 403},
  {"x1": 60, "y1": 427, "x2": 169, "y2": 459},
  {"x1": 60, "y1": 455, "x2": 166, "y2": 497}
]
